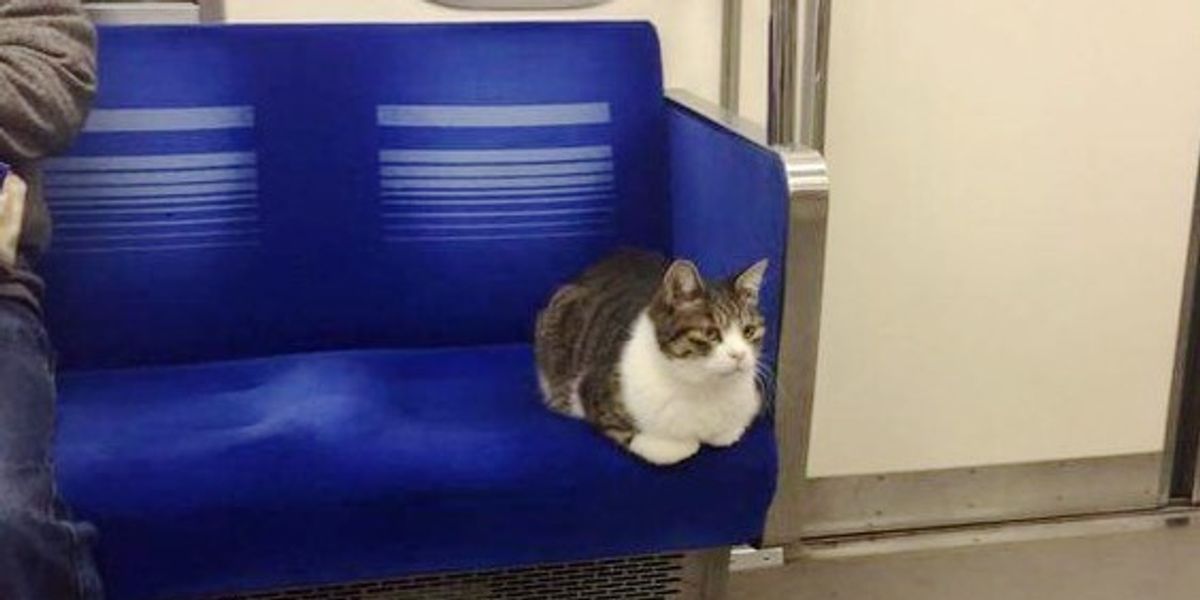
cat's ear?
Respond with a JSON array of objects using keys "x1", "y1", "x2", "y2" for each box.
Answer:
[
  {"x1": 734, "y1": 259, "x2": 769, "y2": 305},
  {"x1": 662, "y1": 259, "x2": 705, "y2": 304}
]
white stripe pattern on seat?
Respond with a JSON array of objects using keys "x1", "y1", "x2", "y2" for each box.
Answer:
[
  {"x1": 377, "y1": 101, "x2": 617, "y2": 243},
  {"x1": 377, "y1": 103, "x2": 610, "y2": 128},
  {"x1": 46, "y1": 148, "x2": 262, "y2": 253},
  {"x1": 384, "y1": 230, "x2": 613, "y2": 243},
  {"x1": 45, "y1": 167, "x2": 257, "y2": 187},
  {"x1": 83, "y1": 106, "x2": 254, "y2": 133},
  {"x1": 47, "y1": 181, "x2": 258, "y2": 198},
  {"x1": 381, "y1": 185, "x2": 614, "y2": 199},
  {"x1": 379, "y1": 146, "x2": 611, "y2": 164},
  {"x1": 46, "y1": 152, "x2": 256, "y2": 172},
  {"x1": 380, "y1": 161, "x2": 612, "y2": 178},
  {"x1": 382, "y1": 174, "x2": 614, "y2": 191}
]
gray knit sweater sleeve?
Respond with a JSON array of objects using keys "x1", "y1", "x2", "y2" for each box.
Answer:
[
  {"x1": 0, "y1": 0, "x2": 95, "y2": 313},
  {"x1": 0, "y1": 0, "x2": 96, "y2": 162}
]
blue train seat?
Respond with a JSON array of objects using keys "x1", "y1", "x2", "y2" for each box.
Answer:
[{"x1": 46, "y1": 24, "x2": 788, "y2": 600}]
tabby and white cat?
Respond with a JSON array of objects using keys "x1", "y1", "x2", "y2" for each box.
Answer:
[{"x1": 534, "y1": 249, "x2": 768, "y2": 465}]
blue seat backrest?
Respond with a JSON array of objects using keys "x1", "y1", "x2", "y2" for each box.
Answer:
[{"x1": 41, "y1": 24, "x2": 667, "y2": 370}]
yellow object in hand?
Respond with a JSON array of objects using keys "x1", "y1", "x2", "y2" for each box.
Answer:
[{"x1": 0, "y1": 167, "x2": 27, "y2": 267}]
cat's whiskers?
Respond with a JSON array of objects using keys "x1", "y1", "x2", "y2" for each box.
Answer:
[{"x1": 754, "y1": 362, "x2": 777, "y2": 415}]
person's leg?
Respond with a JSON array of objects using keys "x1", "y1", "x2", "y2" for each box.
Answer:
[{"x1": 0, "y1": 299, "x2": 102, "y2": 599}]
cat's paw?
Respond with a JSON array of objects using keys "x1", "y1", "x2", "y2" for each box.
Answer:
[
  {"x1": 629, "y1": 434, "x2": 700, "y2": 466},
  {"x1": 703, "y1": 427, "x2": 747, "y2": 448}
]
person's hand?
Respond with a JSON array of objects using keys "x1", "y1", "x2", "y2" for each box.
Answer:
[{"x1": 0, "y1": 168, "x2": 27, "y2": 267}]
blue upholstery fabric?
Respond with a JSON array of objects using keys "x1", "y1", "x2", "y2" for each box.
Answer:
[
  {"x1": 668, "y1": 103, "x2": 789, "y2": 371},
  {"x1": 57, "y1": 347, "x2": 775, "y2": 600},
  {"x1": 45, "y1": 23, "x2": 787, "y2": 600},
  {"x1": 41, "y1": 24, "x2": 667, "y2": 370}
]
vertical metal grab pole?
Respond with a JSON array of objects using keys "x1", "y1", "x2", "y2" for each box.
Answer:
[
  {"x1": 770, "y1": 0, "x2": 830, "y2": 149},
  {"x1": 799, "y1": 0, "x2": 830, "y2": 151},
  {"x1": 762, "y1": 0, "x2": 833, "y2": 546},
  {"x1": 721, "y1": 0, "x2": 743, "y2": 112},
  {"x1": 768, "y1": 0, "x2": 799, "y2": 146}
]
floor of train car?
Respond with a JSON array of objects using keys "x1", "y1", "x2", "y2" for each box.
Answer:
[{"x1": 729, "y1": 510, "x2": 1200, "y2": 599}]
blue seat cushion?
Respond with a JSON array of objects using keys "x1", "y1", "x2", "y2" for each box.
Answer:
[{"x1": 55, "y1": 346, "x2": 776, "y2": 600}]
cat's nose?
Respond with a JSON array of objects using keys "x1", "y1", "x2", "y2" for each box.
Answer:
[{"x1": 728, "y1": 349, "x2": 747, "y2": 363}]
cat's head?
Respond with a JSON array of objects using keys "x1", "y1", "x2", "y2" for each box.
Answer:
[{"x1": 648, "y1": 258, "x2": 769, "y2": 383}]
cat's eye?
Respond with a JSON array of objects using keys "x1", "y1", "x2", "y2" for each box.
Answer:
[
  {"x1": 743, "y1": 325, "x2": 759, "y2": 339},
  {"x1": 704, "y1": 327, "x2": 722, "y2": 341}
]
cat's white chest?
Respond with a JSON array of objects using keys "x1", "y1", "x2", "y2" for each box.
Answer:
[{"x1": 618, "y1": 314, "x2": 761, "y2": 444}]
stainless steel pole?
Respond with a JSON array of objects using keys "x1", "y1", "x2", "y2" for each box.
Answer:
[
  {"x1": 721, "y1": 0, "x2": 743, "y2": 112},
  {"x1": 798, "y1": 0, "x2": 830, "y2": 151},
  {"x1": 770, "y1": 0, "x2": 830, "y2": 149},
  {"x1": 762, "y1": 0, "x2": 832, "y2": 545},
  {"x1": 767, "y1": 0, "x2": 799, "y2": 146}
]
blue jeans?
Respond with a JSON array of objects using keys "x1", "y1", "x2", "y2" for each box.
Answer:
[{"x1": 0, "y1": 300, "x2": 103, "y2": 599}]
